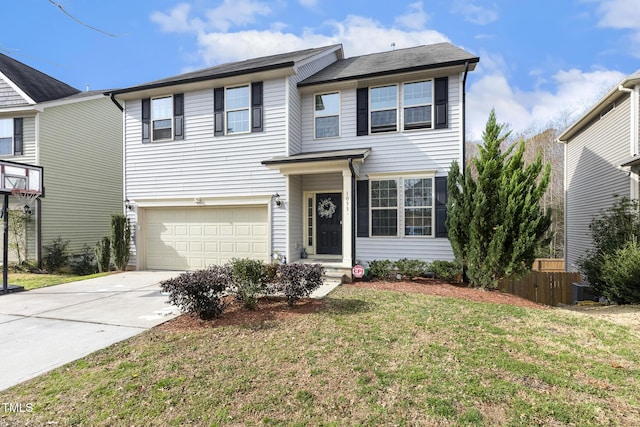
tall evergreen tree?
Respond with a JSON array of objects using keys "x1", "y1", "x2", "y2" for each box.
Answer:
[{"x1": 447, "y1": 109, "x2": 552, "y2": 289}]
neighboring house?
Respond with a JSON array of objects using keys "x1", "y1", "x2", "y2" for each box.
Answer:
[
  {"x1": 0, "y1": 53, "x2": 122, "y2": 264},
  {"x1": 558, "y1": 72, "x2": 640, "y2": 272},
  {"x1": 108, "y1": 43, "x2": 479, "y2": 274}
]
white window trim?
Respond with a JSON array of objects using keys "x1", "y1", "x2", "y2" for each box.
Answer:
[
  {"x1": 313, "y1": 91, "x2": 341, "y2": 139},
  {"x1": 0, "y1": 118, "x2": 14, "y2": 156},
  {"x1": 151, "y1": 95, "x2": 173, "y2": 142},
  {"x1": 369, "y1": 172, "x2": 436, "y2": 238},
  {"x1": 225, "y1": 84, "x2": 251, "y2": 135},
  {"x1": 369, "y1": 84, "x2": 398, "y2": 134},
  {"x1": 402, "y1": 79, "x2": 434, "y2": 131}
]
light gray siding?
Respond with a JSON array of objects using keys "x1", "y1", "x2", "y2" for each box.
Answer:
[
  {"x1": 38, "y1": 97, "x2": 123, "y2": 254},
  {"x1": 0, "y1": 78, "x2": 27, "y2": 106},
  {"x1": 0, "y1": 115, "x2": 37, "y2": 164},
  {"x1": 300, "y1": 74, "x2": 462, "y2": 263},
  {"x1": 287, "y1": 175, "x2": 303, "y2": 261},
  {"x1": 565, "y1": 95, "x2": 633, "y2": 271}
]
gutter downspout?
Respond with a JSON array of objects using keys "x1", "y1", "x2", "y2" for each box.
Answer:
[
  {"x1": 462, "y1": 61, "x2": 470, "y2": 174},
  {"x1": 348, "y1": 158, "x2": 356, "y2": 267},
  {"x1": 618, "y1": 84, "x2": 639, "y2": 200},
  {"x1": 109, "y1": 93, "x2": 124, "y2": 112}
]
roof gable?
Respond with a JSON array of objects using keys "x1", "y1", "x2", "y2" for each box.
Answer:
[
  {"x1": 298, "y1": 42, "x2": 479, "y2": 87},
  {"x1": 0, "y1": 53, "x2": 80, "y2": 103}
]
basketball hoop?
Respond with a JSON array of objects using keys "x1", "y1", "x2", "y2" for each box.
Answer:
[{"x1": 11, "y1": 188, "x2": 39, "y2": 215}]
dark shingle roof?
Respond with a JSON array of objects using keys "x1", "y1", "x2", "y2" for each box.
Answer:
[
  {"x1": 109, "y1": 45, "x2": 342, "y2": 95},
  {"x1": 0, "y1": 53, "x2": 80, "y2": 103},
  {"x1": 298, "y1": 42, "x2": 479, "y2": 87}
]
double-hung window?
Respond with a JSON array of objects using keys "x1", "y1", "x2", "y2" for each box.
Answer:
[
  {"x1": 370, "y1": 85, "x2": 397, "y2": 133},
  {"x1": 370, "y1": 175, "x2": 434, "y2": 237},
  {"x1": 403, "y1": 81, "x2": 432, "y2": 130},
  {"x1": 314, "y1": 92, "x2": 340, "y2": 138},
  {"x1": 151, "y1": 96, "x2": 173, "y2": 141},
  {"x1": 226, "y1": 85, "x2": 250, "y2": 134},
  {"x1": 0, "y1": 119, "x2": 13, "y2": 155}
]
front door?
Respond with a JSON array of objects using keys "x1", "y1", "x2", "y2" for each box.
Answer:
[{"x1": 316, "y1": 193, "x2": 342, "y2": 255}]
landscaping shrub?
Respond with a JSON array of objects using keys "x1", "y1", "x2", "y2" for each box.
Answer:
[
  {"x1": 71, "y1": 245, "x2": 98, "y2": 276},
  {"x1": 95, "y1": 236, "x2": 111, "y2": 273},
  {"x1": 600, "y1": 239, "x2": 640, "y2": 304},
  {"x1": 271, "y1": 263, "x2": 324, "y2": 306},
  {"x1": 229, "y1": 258, "x2": 266, "y2": 309},
  {"x1": 578, "y1": 196, "x2": 640, "y2": 302},
  {"x1": 368, "y1": 259, "x2": 394, "y2": 281},
  {"x1": 43, "y1": 237, "x2": 70, "y2": 273},
  {"x1": 160, "y1": 266, "x2": 230, "y2": 319},
  {"x1": 111, "y1": 213, "x2": 131, "y2": 271},
  {"x1": 430, "y1": 260, "x2": 462, "y2": 283},
  {"x1": 393, "y1": 258, "x2": 428, "y2": 279}
]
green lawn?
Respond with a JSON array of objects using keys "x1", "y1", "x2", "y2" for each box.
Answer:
[
  {"x1": 0, "y1": 286, "x2": 638, "y2": 426},
  {"x1": 6, "y1": 271, "x2": 111, "y2": 290}
]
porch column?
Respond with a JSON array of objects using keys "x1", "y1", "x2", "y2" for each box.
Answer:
[{"x1": 342, "y1": 169, "x2": 353, "y2": 267}]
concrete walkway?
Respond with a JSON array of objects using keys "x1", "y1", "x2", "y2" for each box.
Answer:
[
  {"x1": 0, "y1": 271, "x2": 182, "y2": 391},
  {"x1": 0, "y1": 270, "x2": 341, "y2": 392}
]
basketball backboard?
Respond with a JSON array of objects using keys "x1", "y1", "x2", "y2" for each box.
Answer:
[{"x1": 0, "y1": 159, "x2": 43, "y2": 196}]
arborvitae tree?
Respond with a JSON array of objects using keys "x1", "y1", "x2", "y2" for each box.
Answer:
[
  {"x1": 111, "y1": 213, "x2": 131, "y2": 271},
  {"x1": 447, "y1": 109, "x2": 552, "y2": 289}
]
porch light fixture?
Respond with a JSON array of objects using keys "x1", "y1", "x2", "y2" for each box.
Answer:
[
  {"x1": 124, "y1": 198, "x2": 134, "y2": 211},
  {"x1": 273, "y1": 193, "x2": 282, "y2": 207}
]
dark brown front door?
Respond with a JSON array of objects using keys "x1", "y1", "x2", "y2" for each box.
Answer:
[{"x1": 316, "y1": 193, "x2": 342, "y2": 255}]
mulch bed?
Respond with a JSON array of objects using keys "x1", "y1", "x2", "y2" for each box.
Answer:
[{"x1": 157, "y1": 278, "x2": 545, "y2": 332}]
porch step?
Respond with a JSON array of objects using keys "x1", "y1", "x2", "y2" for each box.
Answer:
[{"x1": 323, "y1": 266, "x2": 353, "y2": 284}]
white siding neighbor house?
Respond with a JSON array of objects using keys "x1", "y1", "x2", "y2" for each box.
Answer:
[
  {"x1": 558, "y1": 72, "x2": 640, "y2": 272},
  {"x1": 0, "y1": 53, "x2": 122, "y2": 264},
  {"x1": 108, "y1": 43, "x2": 479, "y2": 276}
]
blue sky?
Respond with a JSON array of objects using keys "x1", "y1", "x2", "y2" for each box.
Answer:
[{"x1": 3, "y1": 0, "x2": 639, "y2": 140}]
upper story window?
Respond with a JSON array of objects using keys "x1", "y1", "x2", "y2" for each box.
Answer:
[
  {"x1": 403, "y1": 81, "x2": 432, "y2": 130},
  {"x1": 225, "y1": 85, "x2": 250, "y2": 134},
  {"x1": 151, "y1": 96, "x2": 173, "y2": 141},
  {"x1": 0, "y1": 119, "x2": 13, "y2": 155},
  {"x1": 370, "y1": 85, "x2": 398, "y2": 133},
  {"x1": 314, "y1": 92, "x2": 340, "y2": 138},
  {"x1": 370, "y1": 175, "x2": 434, "y2": 237}
]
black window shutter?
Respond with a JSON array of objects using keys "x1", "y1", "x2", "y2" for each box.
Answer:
[
  {"x1": 13, "y1": 118, "x2": 23, "y2": 155},
  {"x1": 141, "y1": 98, "x2": 151, "y2": 143},
  {"x1": 251, "y1": 82, "x2": 263, "y2": 133},
  {"x1": 214, "y1": 88, "x2": 224, "y2": 136},
  {"x1": 435, "y1": 176, "x2": 447, "y2": 237},
  {"x1": 356, "y1": 180, "x2": 369, "y2": 237},
  {"x1": 356, "y1": 88, "x2": 368, "y2": 136},
  {"x1": 173, "y1": 93, "x2": 184, "y2": 140},
  {"x1": 434, "y1": 77, "x2": 448, "y2": 129}
]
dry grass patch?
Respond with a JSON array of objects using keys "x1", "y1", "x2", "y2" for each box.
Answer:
[{"x1": 0, "y1": 285, "x2": 639, "y2": 426}]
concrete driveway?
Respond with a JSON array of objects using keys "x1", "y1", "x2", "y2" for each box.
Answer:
[{"x1": 0, "y1": 270, "x2": 182, "y2": 391}]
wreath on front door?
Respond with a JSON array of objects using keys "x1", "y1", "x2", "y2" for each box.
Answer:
[{"x1": 318, "y1": 198, "x2": 337, "y2": 219}]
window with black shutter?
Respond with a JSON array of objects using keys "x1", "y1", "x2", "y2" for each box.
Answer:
[
  {"x1": 434, "y1": 176, "x2": 448, "y2": 237},
  {"x1": 13, "y1": 118, "x2": 23, "y2": 156}
]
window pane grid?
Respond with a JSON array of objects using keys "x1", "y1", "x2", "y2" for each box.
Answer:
[
  {"x1": 227, "y1": 110, "x2": 249, "y2": 134},
  {"x1": 370, "y1": 85, "x2": 397, "y2": 133},
  {"x1": 226, "y1": 86, "x2": 249, "y2": 111},
  {"x1": 151, "y1": 96, "x2": 172, "y2": 140},
  {"x1": 403, "y1": 80, "x2": 433, "y2": 130},
  {"x1": 0, "y1": 119, "x2": 12, "y2": 155}
]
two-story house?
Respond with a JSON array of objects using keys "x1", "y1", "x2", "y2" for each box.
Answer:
[
  {"x1": 558, "y1": 71, "x2": 640, "y2": 272},
  {"x1": 0, "y1": 53, "x2": 122, "y2": 265},
  {"x1": 108, "y1": 43, "x2": 479, "y2": 274}
]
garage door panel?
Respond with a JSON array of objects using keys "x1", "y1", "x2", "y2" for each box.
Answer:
[{"x1": 144, "y1": 206, "x2": 268, "y2": 270}]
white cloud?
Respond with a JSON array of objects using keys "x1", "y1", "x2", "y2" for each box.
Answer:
[
  {"x1": 299, "y1": 0, "x2": 318, "y2": 7},
  {"x1": 394, "y1": 2, "x2": 429, "y2": 30},
  {"x1": 466, "y1": 53, "x2": 625, "y2": 140},
  {"x1": 592, "y1": 0, "x2": 640, "y2": 29},
  {"x1": 150, "y1": 3, "x2": 201, "y2": 33},
  {"x1": 451, "y1": 0, "x2": 498, "y2": 25}
]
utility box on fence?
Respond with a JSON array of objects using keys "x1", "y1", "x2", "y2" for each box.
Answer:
[{"x1": 572, "y1": 282, "x2": 598, "y2": 304}]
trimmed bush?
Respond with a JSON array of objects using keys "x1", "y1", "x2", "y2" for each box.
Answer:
[
  {"x1": 72, "y1": 245, "x2": 98, "y2": 276},
  {"x1": 160, "y1": 266, "x2": 230, "y2": 319},
  {"x1": 43, "y1": 237, "x2": 70, "y2": 273},
  {"x1": 230, "y1": 258, "x2": 266, "y2": 309},
  {"x1": 95, "y1": 236, "x2": 111, "y2": 273},
  {"x1": 271, "y1": 263, "x2": 324, "y2": 306},
  {"x1": 430, "y1": 260, "x2": 461, "y2": 283},
  {"x1": 368, "y1": 259, "x2": 394, "y2": 281},
  {"x1": 600, "y1": 240, "x2": 640, "y2": 304},
  {"x1": 393, "y1": 258, "x2": 428, "y2": 279},
  {"x1": 111, "y1": 213, "x2": 131, "y2": 271}
]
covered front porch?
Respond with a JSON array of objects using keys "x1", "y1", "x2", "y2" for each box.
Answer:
[{"x1": 262, "y1": 148, "x2": 371, "y2": 270}]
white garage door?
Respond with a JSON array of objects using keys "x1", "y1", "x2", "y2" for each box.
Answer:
[{"x1": 144, "y1": 206, "x2": 269, "y2": 270}]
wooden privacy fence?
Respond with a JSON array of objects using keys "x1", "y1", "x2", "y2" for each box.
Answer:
[
  {"x1": 497, "y1": 271, "x2": 582, "y2": 306},
  {"x1": 531, "y1": 258, "x2": 565, "y2": 272}
]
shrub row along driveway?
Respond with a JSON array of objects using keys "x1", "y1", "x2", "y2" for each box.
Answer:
[{"x1": 0, "y1": 271, "x2": 182, "y2": 391}]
